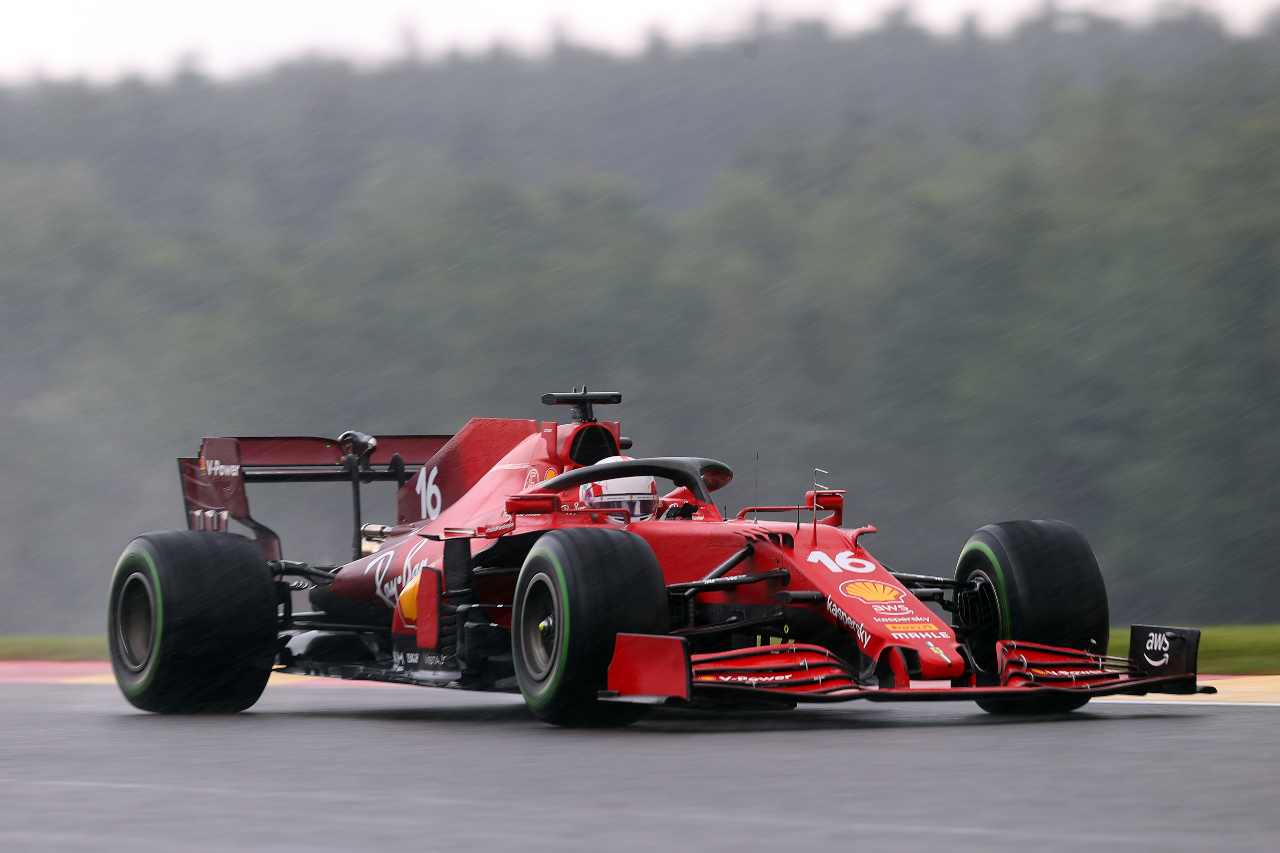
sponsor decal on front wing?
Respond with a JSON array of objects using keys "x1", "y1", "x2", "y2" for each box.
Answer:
[
  {"x1": 698, "y1": 673, "x2": 794, "y2": 684},
  {"x1": 1027, "y1": 668, "x2": 1108, "y2": 678},
  {"x1": 1144, "y1": 630, "x2": 1171, "y2": 667}
]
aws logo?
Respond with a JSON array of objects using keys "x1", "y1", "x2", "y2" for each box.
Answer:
[{"x1": 1144, "y1": 631, "x2": 1171, "y2": 667}]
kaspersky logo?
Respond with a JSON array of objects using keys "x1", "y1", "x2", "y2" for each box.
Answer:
[
  {"x1": 200, "y1": 458, "x2": 241, "y2": 477},
  {"x1": 1144, "y1": 631, "x2": 1171, "y2": 667}
]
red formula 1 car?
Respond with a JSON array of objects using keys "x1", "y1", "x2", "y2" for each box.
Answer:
[{"x1": 107, "y1": 390, "x2": 1212, "y2": 724}]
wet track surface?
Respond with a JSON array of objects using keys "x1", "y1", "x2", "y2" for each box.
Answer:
[{"x1": 0, "y1": 682, "x2": 1276, "y2": 852}]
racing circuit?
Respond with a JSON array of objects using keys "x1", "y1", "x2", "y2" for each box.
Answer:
[{"x1": 2, "y1": 666, "x2": 1277, "y2": 852}]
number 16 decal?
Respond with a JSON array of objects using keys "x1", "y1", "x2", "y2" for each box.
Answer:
[
  {"x1": 807, "y1": 550, "x2": 877, "y2": 574},
  {"x1": 416, "y1": 465, "x2": 442, "y2": 520}
]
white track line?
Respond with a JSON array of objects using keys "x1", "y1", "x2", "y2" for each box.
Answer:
[{"x1": 1095, "y1": 698, "x2": 1280, "y2": 708}]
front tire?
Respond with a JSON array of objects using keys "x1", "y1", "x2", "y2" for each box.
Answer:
[
  {"x1": 954, "y1": 520, "x2": 1109, "y2": 715},
  {"x1": 108, "y1": 531, "x2": 278, "y2": 713},
  {"x1": 511, "y1": 528, "x2": 668, "y2": 727}
]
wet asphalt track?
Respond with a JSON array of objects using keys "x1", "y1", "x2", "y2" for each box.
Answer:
[{"x1": 0, "y1": 682, "x2": 1276, "y2": 853}]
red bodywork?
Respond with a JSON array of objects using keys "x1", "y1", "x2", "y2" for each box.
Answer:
[{"x1": 179, "y1": 402, "x2": 1206, "y2": 708}]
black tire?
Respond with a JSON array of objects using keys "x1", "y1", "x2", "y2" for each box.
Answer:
[
  {"x1": 512, "y1": 528, "x2": 668, "y2": 727},
  {"x1": 954, "y1": 520, "x2": 1109, "y2": 715},
  {"x1": 108, "y1": 531, "x2": 278, "y2": 713}
]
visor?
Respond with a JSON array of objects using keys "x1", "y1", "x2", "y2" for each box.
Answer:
[{"x1": 586, "y1": 493, "x2": 657, "y2": 518}]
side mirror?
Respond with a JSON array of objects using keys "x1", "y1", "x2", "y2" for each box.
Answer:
[
  {"x1": 505, "y1": 493, "x2": 559, "y2": 515},
  {"x1": 804, "y1": 490, "x2": 845, "y2": 525},
  {"x1": 699, "y1": 461, "x2": 734, "y2": 493}
]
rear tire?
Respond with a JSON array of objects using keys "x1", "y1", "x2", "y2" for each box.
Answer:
[
  {"x1": 954, "y1": 520, "x2": 1109, "y2": 715},
  {"x1": 108, "y1": 531, "x2": 278, "y2": 713},
  {"x1": 512, "y1": 528, "x2": 668, "y2": 727}
]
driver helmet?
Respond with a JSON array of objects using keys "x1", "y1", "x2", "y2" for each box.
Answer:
[{"x1": 579, "y1": 456, "x2": 659, "y2": 518}]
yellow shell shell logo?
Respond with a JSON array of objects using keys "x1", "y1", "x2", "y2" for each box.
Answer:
[{"x1": 839, "y1": 580, "x2": 903, "y2": 603}]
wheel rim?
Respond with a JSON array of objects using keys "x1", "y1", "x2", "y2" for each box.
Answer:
[
  {"x1": 116, "y1": 572, "x2": 156, "y2": 672},
  {"x1": 519, "y1": 573, "x2": 560, "y2": 682},
  {"x1": 960, "y1": 568, "x2": 1001, "y2": 672}
]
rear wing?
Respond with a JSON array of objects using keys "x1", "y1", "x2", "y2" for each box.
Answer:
[{"x1": 179, "y1": 434, "x2": 450, "y2": 560}]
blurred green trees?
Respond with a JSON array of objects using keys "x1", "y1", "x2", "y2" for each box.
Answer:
[{"x1": 1, "y1": 6, "x2": 1277, "y2": 630}]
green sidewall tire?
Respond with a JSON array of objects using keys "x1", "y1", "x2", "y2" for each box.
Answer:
[
  {"x1": 512, "y1": 528, "x2": 667, "y2": 727},
  {"x1": 955, "y1": 520, "x2": 1109, "y2": 715},
  {"x1": 107, "y1": 531, "x2": 278, "y2": 713}
]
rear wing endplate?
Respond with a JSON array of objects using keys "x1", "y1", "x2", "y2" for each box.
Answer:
[{"x1": 179, "y1": 434, "x2": 451, "y2": 559}]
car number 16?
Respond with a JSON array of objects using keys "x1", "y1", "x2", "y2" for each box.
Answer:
[{"x1": 415, "y1": 465, "x2": 442, "y2": 520}]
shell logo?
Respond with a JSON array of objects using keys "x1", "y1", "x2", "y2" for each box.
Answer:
[{"x1": 839, "y1": 580, "x2": 903, "y2": 604}]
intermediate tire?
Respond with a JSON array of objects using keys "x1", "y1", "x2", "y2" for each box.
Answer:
[
  {"x1": 512, "y1": 528, "x2": 668, "y2": 727},
  {"x1": 108, "y1": 531, "x2": 278, "y2": 713},
  {"x1": 954, "y1": 520, "x2": 1109, "y2": 715}
]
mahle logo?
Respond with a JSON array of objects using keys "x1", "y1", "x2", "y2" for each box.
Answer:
[{"x1": 1144, "y1": 631, "x2": 1171, "y2": 667}]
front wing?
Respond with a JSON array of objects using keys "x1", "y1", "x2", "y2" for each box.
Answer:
[{"x1": 602, "y1": 625, "x2": 1215, "y2": 706}]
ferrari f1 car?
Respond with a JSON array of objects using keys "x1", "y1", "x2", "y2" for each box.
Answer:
[{"x1": 108, "y1": 390, "x2": 1213, "y2": 724}]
